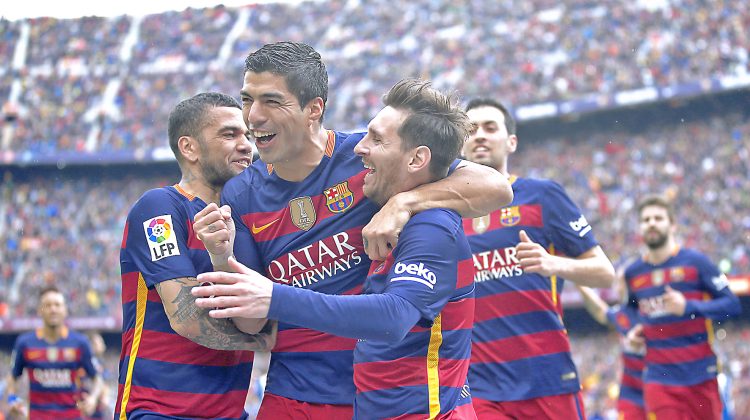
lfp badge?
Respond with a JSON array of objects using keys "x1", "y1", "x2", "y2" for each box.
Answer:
[
  {"x1": 143, "y1": 215, "x2": 180, "y2": 261},
  {"x1": 324, "y1": 182, "x2": 354, "y2": 213}
]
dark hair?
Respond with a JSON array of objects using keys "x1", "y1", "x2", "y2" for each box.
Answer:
[
  {"x1": 465, "y1": 98, "x2": 516, "y2": 135},
  {"x1": 637, "y1": 194, "x2": 675, "y2": 223},
  {"x1": 244, "y1": 42, "x2": 328, "y2": 123},
  {"x1": 39, "y1": 285, "x2": 62, "y2": 300},
  {"x1": 167, "y1": 92, "x2": 241, "y2": 162},
  {"x1": 383, "y1": 79, "x2": 470, "y2": 178}
]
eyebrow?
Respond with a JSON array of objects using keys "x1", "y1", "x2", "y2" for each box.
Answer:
[{"x1": 240, "y1": 90, "x2": 286, "y2": 101}]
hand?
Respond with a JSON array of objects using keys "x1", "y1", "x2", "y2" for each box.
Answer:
[
  {"x1": 515, "y1": 230, "x2": 561, "y2": 276},
  {"x1": 362, "y1": 193, "x2": 410, "y2": 261},
  {"x1": 625, "y1": 323, "x2": 646, "y2": 354},
  {"x1": 661, "y1": 285, "x2": 687, "y2": 316},
  {"x1": 194, "y1": 203, "x2": 235, "y2": 267},
  {"x1": 77, "y1": 393, "x2": 97, "y2": 416},
  {"x1": 192, "y1": 257, "x2": 274, "y2": 318}
]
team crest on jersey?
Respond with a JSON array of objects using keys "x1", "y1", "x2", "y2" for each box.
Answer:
[
  {"x1": 289, "y1": 196, "x2": 316, "y2": 231},
  {"x1": 324, "y1": 182, "x2": 354, "y2": 213},
  {"x1": 62, "y1": 348, "x2": 77, "y2": 362},
  {"x1": 652, "y1": 269, "x2": 665, "y2": 286},
  {"x1": 670, "y1": 267, "x2": 685, "y2": 282},
  {"x1": 47, "y1": 347, "x2": 59, "y2": 362},
  {"x1": 143, "y1": 214, "x2": 180, "y2": 262},
  {"x1": 499, "y1": 206, "x2": 521, "y2": 226},
  {"x1": 472, "y1": 214, "x2": 491, "y2": 233}
]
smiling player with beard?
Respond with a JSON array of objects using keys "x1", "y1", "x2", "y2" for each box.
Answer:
[{"x1": 623, "y1": 194, "x2": 740, "y2": 420}]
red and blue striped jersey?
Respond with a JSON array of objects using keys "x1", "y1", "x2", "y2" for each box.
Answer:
[
  {"x1": 624, "y1": 247, "x2": 740, "y2": 387},
  {"x1": 117, "y1": 186, "x2": 255, "y2": 419},
  {"x1": 606, "y1": 305, "x2": 645, "y2": 409},
  {"x1": 353, "y1": 209, "x2": 476, "y2": 419},
  {"x1": 222, "y1": 130, "x2": 378, "y2": 404},
  {"x1": 465, "y1": 177, "x2": 599, "y2": 402},
  {"x1": 11, "y1": 327, "x2": 97, "y2": 419}
]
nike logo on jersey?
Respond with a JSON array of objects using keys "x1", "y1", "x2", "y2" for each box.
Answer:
[{"x1": 251, "y1": 218, "x2": 280, "y2": 234}]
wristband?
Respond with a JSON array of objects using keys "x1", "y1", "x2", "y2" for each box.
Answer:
[{"x1": 7, "y1": 394, "x2": 19, "y2": 404}]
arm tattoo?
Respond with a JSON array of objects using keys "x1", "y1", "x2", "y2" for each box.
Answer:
[{"x1": 157, "y1": 279, "x2": 275, "y2": 351}]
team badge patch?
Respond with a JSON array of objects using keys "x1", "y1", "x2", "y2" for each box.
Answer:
[
  {"x1": 63, "y1": 348, "x2": 77, "y2": 362},
  {"x1": 652, "y1": 269, "x2": 665, "y2": 286},
  {"x1": 324, "y1": 182, "x2": 354, "y2": 213},
  {"x1": 670, "y1": 267, "x2": 685, "y2": 282},
  {"x1": 143, "y1": 214, "x2": 180, "y2": 261},
  {"x1": 289, "y1": 197, "x2": 316, "y2": 231},
  {"x1": 472, "y1": 214, "x2": 491, "y2": 234},
  {"x1": 499, "y1": 206, "x2": 521, "y2": 226},
  {"x1": 47, "y1": 347, "x2": 59, "y2": 362}
]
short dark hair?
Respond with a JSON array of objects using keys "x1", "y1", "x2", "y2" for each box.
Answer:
[
  {"x1": 244, "y1": 42, "x2": 328, "y2": 122},
  {"x1": 167, "y1": 92, "x2": 241, "y2": 162},
  {"x1": 465, "y1": 98, "x2": 516, "y2": 135},
  {"x1": 383, "y1": 79, "x2": 470, "y2": 178},
  {"x1": 637, "y1": 194, "x2": 675, "y2": 223},
  {"x1": 39, "y1": 285, "x2": 62, "y2": 301}
]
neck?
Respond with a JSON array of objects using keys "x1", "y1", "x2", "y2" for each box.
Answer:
[
  {"x1": 178, "y1": 167, "x2": 221, "y2": 204},
  {"x1": 41, "y1": 324, "x2": 63, "y2": 342},
  {"x1": 645, "y1": 237, "x2": 677, "y2": 265},
  {"x1": 274, "y1": 127, "x2": 329, "y2": 182}
]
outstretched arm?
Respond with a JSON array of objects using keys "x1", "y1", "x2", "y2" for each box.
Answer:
[
  {"x1": 156, "y1": 277, "x2": 275, "y2": 351},
  {"x1": 363, "y1": 160, "x2": 512, "y2": 260},
  {"x1": 576, "y1": 285, "x2": 609, "y2": 325}
]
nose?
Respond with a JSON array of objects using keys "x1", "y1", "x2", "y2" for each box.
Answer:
[
  {"x1": 244, "y1": 102, "x2": 265, "y2": 127},
  {"x1": 237, "y1": 133, "x2": 252, "y2": 153},
  {"x1": 354, "y1": 137, "x2": 368, "y2": 157}
]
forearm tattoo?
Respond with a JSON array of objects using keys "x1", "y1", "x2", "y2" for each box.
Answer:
[{"x1": 156, "y1": 279, "x2": 275, "y2": 351}]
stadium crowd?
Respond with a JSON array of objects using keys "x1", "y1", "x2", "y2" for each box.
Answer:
[{"x1": 0, "y1": 0, "x2": 748, "y2": 153}]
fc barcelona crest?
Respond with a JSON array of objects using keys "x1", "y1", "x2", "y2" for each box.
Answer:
[
  {"x1": 324, "y1": 182, "x2": 354, "y2": 213},
  {"x1": 500, "y1": 206, "x2": 521, "y2": 227},
  {"x1": 289, "y1": 197, "x2": 316, "y2": 231},
  {"x1": 63, "y1": 347, "x2": 77, "y2": 362},
  {"x1": 472, "y1": 214, "x2": 491, "y2": 234},
  {"x1": 670, "y1": 267, "x2": 685, "y2": 282}
]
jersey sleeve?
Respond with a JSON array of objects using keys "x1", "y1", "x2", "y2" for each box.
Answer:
[
  {"x1": 541, "y1": 180, "x2": 598, "y2": 257},
  {"x1": 684, "y1": 252, "x2": 741, "y2": 320},
  {"x1": 10, "y1": 337, "x2": 25, "y2": 378},
  {"x1": 78, "y1": 335, "x2": 98, "y2": 378},
  {"x1": 384, "y1": 210, "x2": 464, "y2": 324},
  {"x1": 123, "y1": 189, "x2": 198, "y2": 287}
]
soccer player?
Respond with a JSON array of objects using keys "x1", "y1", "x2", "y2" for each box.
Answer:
[
  {"x1": 116, "y1": 92, "x2": 276, "y2": 419},
  {"x1": 193, "y1": 42, "x2": 512, "y2": 418},
  {"x1": 193, "y1": 78, "x2": 477, "y2": 419},
  {"x1": 460, "y1": 98, "x2": 615, "y2": 419},
  {"x1": 6, "y1": 286, "x2": 103, "y2": 419},
  {"x1": 624, "y1": 194, "x2": 741, "y2": 420},
  {"x1": 577, "y1": 283, "x2": 646, "y2": 420}
]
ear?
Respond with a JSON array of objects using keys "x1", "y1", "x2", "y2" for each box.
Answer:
[
  {"x1": 178, "y1": 135, "x2": 200, "y2": 163},
  {"x1": 507, "y1": 134, "x2": 518, "y2": 153},
  {"x1": 306, "y1": 97, "x2": 325, "y2": 125},
  {"x1": 408, "y1": 145, "x2": 432, "y2": 173}
]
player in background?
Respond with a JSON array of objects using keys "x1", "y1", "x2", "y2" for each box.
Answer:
[
  {"x1": 194, "y1": 78, "x2": 477, "y2": 419},
  {"x1": 577, "y1": 279, "x2": 646, "y2": 420},
  {"x1": 624, "y1": 194, "x2": 741, "y2": 420},
  {"x1": 460, "y1": 98, "x2": 615, "y2": 419},
  {"x1": 6, "y1": 286, "x2": 103, "y2": 419},
  {"x1": 116, "y1": 92, "x2": 276, "y2": 419},
  {"x1": 193, "y1": 42, "x2": 512, "y2": 419},
  {"x1": 81, "y1": 331, "x2": 111, "y2": 420}
]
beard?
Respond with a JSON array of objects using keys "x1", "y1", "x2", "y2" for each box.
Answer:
[
  {"x1": 202, "y1": 161, "x2": 237, "y2": 188},
  {"x1": 644, "y1": 230, "x2": 669, "y2": 250}
]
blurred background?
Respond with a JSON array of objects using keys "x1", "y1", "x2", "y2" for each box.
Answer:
[{"x1": 0, "y1": 0, "x2": 748, "y2": 418}]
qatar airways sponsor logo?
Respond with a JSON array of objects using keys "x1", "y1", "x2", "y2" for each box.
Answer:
[
  {"x1": 472, "y1": 246, "x2": 523, "y2": 282},
  {"x1": 32, "y1": 368, "x2": 72, "y2": 387},
  {"x1": 267, "y1": 231, "x2": 363, "y2": 288}
]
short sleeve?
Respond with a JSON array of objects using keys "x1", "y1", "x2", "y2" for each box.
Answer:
[
  {"x1": 384, "y1": 210, "x2": 463, "y2": 323},
  {"x1": 123, "y1": 190, "x2": 197, "y2": 287},
  {"x1": 541, "y1": 181, "x2": 598, "y2": 257}
]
